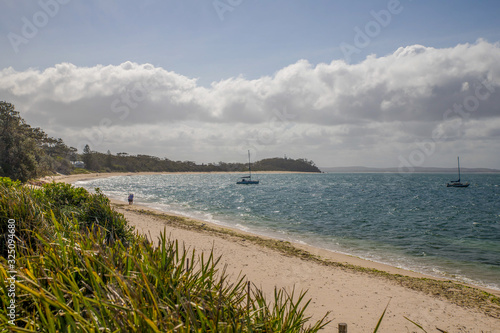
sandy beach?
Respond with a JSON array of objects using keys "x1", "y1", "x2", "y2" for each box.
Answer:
[{"x1": 51, "y1": 172, "x2": 500, "y2": 332}]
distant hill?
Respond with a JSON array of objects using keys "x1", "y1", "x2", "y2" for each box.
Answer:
[
  {"x1": 82, "y1": 152, "x2": 321, "y2": 174},
  {"x1": 320, "y1": 166, "x2": 500, "y2": 173},
  {"x1": 253, "y1": 157, "x2": 321, "y2": 173}
]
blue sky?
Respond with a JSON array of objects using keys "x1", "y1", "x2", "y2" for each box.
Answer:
[
  {"x1": 3, "y1": 0, "x2": 500, "y2": 85},
  {"x1": 1, "y1": 0, "x2": 500, "y2": 168}
]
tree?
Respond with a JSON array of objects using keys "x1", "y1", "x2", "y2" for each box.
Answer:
[
  {"x1": 0, "y1": 101, "x2": 79, "y2": 181},
  {"x1": 40, "y1": 136, "x2": 77, "y2": 174},
  {"x1": 0, "y1": 102, "x2": 44, "y2": 182},
  {"x1": 106, "y1": 150, "x2": 113, "y2": 169},
  {"x1": 82, "y1": 144, "x2": 94, "y2": 170}
]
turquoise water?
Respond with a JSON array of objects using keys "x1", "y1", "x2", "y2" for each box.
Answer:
[{"x1": 76, "y1": 173, "x2": 500, "y2": 290}]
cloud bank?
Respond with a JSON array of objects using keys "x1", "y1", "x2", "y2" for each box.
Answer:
[{"x1": 1, "y1": 40, "x2": 499, "y2": 167}]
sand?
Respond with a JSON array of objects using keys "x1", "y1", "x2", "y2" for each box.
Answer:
[{"x1": 51, "y1": 172, "x2": 500, "y2": 332}]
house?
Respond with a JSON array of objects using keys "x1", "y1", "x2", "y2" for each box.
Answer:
[{"x1": 71, "y1": 161, "x2": 85, "y2": 168}]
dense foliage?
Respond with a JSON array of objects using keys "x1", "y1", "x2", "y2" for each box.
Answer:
[
  {"x1": 0, "y1": 179, "x2": 134, "y2": 258},
  {"x1": 82, "y1": 149, "x2": 321, "y2": 173},
  {"x1": 0, "y1": 102, "x2": 76, "y2": 182},
  {"x1": 0, "y1": 180, "x2": 329, "y2": 331},
  {"x1": 253, "y1": 158, "x2": 320, "y2": 173}
]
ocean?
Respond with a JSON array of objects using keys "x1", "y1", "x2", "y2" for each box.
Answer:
[{"x1": 76, "y1": 173, "x2": 500, "y2": 291}]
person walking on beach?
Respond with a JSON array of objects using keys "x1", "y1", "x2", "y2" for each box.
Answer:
[{"x1": 128, "y1": 193, "x2": 134, "y2": 205}]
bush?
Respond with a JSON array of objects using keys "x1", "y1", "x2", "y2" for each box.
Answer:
[
  {"x1": 0, "y1": 181, "x2": 134, "y2": 258},
  {"x1": 71, "y1": 168, "x2": 91, "y2": 174},
  {"x1": 41, "y1": 182, "x2": 88, "y2": 207},
  {"x1": 0, "y1": 177, "x2": 21, "y2": 188},
  {"x1": 0, "y1": 180, "x2": 52, "y2": 258},
  {"x1": 78, "y1": 188, "x2": 134, "y2": 244},
  {"x1": 40, "y1": 182, "x2": 134, "y2": 245}
]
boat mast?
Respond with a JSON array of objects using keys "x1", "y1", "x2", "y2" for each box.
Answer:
[
  {"x1": 457, "y1": 156, "x2": 460, "y2": 182},
  {"x1": 248, "y1": 150, "x2": 252, "y2": 180}
]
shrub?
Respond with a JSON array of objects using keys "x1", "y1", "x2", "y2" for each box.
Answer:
[
  {"x1": 71, "y1": 168, "x2": 91, "y2": 175},
  {"x1": 0, "y1": 181, "x2": 53, "y2": 258},
  {"x1": 0, "y1": 177, "x2": 21, "y2": 188},
  {"x1": 39, "y1": 182, "x2": 134, "y2": 245},
  {"x1": 78, "y1": 188, "x2": 134, "y2": 244},
  {"x1": 0, "y1": 182, "x2": 134, "y2": 258},
  {"x1": 41, "y1": 182, "x2": 88, "y2": 207}
]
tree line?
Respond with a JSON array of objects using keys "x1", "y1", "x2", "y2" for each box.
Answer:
[
  {"x1": 0, "y1": 101, "x2": 320, "y2": 182},
  {"x1": 0, "y1": 102, "x2": 76, "y2": 182},
  {"x1": 81, "y1": 147, "x2": 320, "y2": 173}
]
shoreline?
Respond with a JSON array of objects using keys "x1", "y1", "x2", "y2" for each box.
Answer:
[
  {"x1": 47, "y1": 172, "x2": 500, "y2": 330},
  {"x1": 110, "y1": 197, "x2": 500, "y2": 292},
  {"x1": 48, "y1": 170, "x2": 313, "y2": 183}
]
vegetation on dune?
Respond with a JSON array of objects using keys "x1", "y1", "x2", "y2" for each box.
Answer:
[
  {"x1": 0, "y1": 179, "x2": 330, "y2": 331},
  {"x1": 0, "y1": 180, "x2": 133, "y2": 258},
  {"x1": 0, "y1": 102, "x2": 76, "y2": 182}
]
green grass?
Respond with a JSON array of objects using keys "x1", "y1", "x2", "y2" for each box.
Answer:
[{"x1": 0, "y1": 180, "x2": 330, "y2": 332}]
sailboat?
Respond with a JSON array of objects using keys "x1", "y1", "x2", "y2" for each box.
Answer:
[
  {"x1": 237, "y1": 150, "x2": 259, "y2": 184},
  {"x1": 447, "y1": 157, "x2": 469, "y2": 187}
]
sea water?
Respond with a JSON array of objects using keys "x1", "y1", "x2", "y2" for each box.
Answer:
[{"x1": 76, "y1": 173, "x2": 500, "y2": 290}]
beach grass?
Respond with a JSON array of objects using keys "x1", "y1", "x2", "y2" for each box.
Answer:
[
  {"x1": 120, "y1": 205, "x2": 500, "y2": 320},
  {"x1": 0, "y1": 181, "x2": 330, "y2": 332}
]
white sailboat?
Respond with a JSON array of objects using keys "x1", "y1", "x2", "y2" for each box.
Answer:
[
  {"x1": 237, "y1": 150, "x2": 259, "y2": 184},
  {"x1": 447, "y1": 157, "x2": 469, "y2": 187}
]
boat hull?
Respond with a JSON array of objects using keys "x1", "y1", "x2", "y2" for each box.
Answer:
[
  {"x1": 447, "y1": 183, "x2": 469, "y2": 187},
  {"x1": 236, "y1": 180, "x2": 259, "y2": 185}
]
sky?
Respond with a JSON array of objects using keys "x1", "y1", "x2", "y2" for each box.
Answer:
[{"x1": 1, "y1": 0, "x2": 500, "y2": 169}]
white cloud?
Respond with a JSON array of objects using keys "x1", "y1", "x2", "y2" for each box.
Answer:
[{"x1": 1, "y1": 40, "x2": 500, "y2": 167}]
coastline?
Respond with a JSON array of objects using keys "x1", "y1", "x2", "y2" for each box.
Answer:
[
  {"x1": 49, "y1": 170, "x2": 311, "y2": 184},
  {"x1": 49, "y1": 172, "x2": 500, "y2": 331}
]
